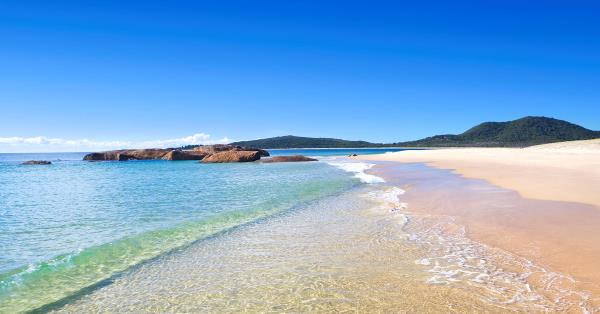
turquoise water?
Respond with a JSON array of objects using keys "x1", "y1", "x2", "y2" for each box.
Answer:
[{"x1": 0, "y1": 149, "x2": 409, "y2": 312}]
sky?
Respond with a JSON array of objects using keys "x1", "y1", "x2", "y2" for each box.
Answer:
[{"x1": 1, "y1": 1, "x2": 599, "y2": 152}]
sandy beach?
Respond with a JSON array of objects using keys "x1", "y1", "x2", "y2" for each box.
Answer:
[
  {"x1": 361, "y1": 139, "x2": 600, "y2": 306},
  {"x1": 363, "y1": 139, "x2": 600, "y2": 209}
]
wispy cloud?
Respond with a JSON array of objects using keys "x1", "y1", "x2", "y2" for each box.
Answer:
[
  {"x1": 0, "y1": 133, "x2": 230, "y2": 153},
  {"x1": 139, "y1": 133, "x2": 229, "y2": 148}
]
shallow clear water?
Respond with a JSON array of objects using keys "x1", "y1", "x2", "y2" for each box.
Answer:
[
  {"x1": 4, "y1": 149, "x2": 590, "y2": 313},
  {"x1": 51, "y1": 185, "x2": 498, "y2": 313},
  {"x1": 0, "y1": 150, "x2": 378, "y2": 313}
]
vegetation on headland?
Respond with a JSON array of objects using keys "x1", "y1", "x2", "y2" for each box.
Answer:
[
  {"x1": 232, "y1": 136, "x2": 384, "y2": 149},
  {"x1": 397, "y1": 116, "x2": 600, "y2": 147},
  {"x1": 222, "y1": 117, "x2": 599, "y2": 149}
]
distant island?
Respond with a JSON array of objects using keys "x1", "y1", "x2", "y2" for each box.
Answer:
[
  {"x1": 200, "y1": 116, "x2": 598, "y2": 149},
  {"x1": 234, "y1": 137, "x2": 384, "y2": 149}
]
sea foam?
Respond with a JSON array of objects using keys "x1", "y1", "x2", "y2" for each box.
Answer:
[
  {"x1": 327, "y1": 162, "x2": 385, "y2": 184},
  {"x1": 404, "y1": 214, "x2": 596, "y2": 312},
  {"x1": 365, "y1": 186, "x2": 407, "y2": 212},
  {"x1": 358, "y1": 178, "x2": 596, "y2": 312}
]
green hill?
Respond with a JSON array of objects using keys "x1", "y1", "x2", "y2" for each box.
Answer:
[
  {"x1": 204, "y1": 117, "x2": 599, "y2": 149},
  {"x1": 230, "y1": 135, "x2": 385, "y2": 149},
  {"x1": 396, "y1": 116, "x2": 600, "y2": 147}
]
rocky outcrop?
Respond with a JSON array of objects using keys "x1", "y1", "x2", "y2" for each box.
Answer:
[
  {"x1": 260, "y1": 155, "x2": 317, "y2": 163},
  {"x1": 83, "y1": 149, "x2": 171, "y2": 161},
  {"x1": 83, "y1": 145, "x2": 269, "y2": 162},
  {"x1": 161, "y1": 150, "x2": 208, "y2": 161},
  {"x1": 193, "y1": 144, "x2": 269, "y2": 157},
  {"x1": 21, "y1": 160, "x2": 52, "y2": 165},
  {"x1": 201, "y1": 150, "x2": 262, "y2": 163}
]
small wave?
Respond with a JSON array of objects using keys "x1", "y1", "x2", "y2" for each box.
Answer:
[
  {"x1": 365, "y1": 186, "x2": 407, "y2": 211},
  {"x1": 359, "y1": 183, "x2": 598, "y2": 312},
  {"x1": 327, "y1": 162, "x2": 385, "y2": 184},
  {"x1": 0, "y1": 177, "x2": 354, "y2": 313},
  {"x1": 404, "y1": 214, "x2": 598, "y2": 312},
  {"x1": 0, "y1": 212, "x2": 267, "y2": 313},
  {"x1": 361, "y1": 186, "x2": 410, "y2": 230}
]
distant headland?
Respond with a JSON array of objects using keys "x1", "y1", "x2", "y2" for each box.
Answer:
[{"x1": 212, "y1": 116, "x2": 599, "y2": 149}]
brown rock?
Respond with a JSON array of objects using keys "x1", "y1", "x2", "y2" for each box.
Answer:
[
  {"x1": 201, "y1": 150, "x2": 261, "y2": 163},
  {"x1": 261, "y1": 155, "x2": 317, "y2": 163},
  {"x1": 83, "y1": 149, "x2": 171, "y2": 161},
  {"x1": 83, "y1": 145, "x2": 268, "y2": 162},
  {"x1": 161, "y1": 150, "x2": 208, "y2": 161},
  {"x1": 192, "y1": 144, "x2": 233, "y2": 154},
  {"x1": 83, "y1": 152, "x2": 116, "y2": 161},
  {"x1": 193, "y1": 144, "x2": 269, "y2": 157},
  {"x1": 117, "y1": 153, "x2": 132, "y2": 161},
  {"x1": 21, "y1": 160, "x2": 52, "y2": 165}
]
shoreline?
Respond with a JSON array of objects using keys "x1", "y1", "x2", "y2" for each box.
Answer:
[
  {"x1": 360, "y1": 141, "x2": 600, "y2": 209},
  {"x1": 359, "y1": 142, "x2": 600, "y2": 309},
  {"x1": 47, "y1": 184, "x2": 504, "y2": 313},
  {"x1": 4, "y1": 146, "x2": 600, "y2": 312}
]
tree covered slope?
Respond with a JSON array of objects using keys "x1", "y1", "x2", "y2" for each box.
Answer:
[
  {"x1": 395, "y1": 116, "x2": 600, "y2": 147},
  {"x1": 230, "y1": 135, "x2": 385, "y2": 149},
  {"x1": 198, "y1": 117, "x2": 599, "y2": 149}
]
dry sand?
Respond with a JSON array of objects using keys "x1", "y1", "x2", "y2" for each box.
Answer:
[
  {"x1": 363, "y1": 139, "x2": 600, "y2": 209},
  {"x1": 361, "y1": 139, "x2": 600, "y2": 299}
]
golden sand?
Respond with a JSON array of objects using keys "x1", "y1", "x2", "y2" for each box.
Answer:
[
  {"x1": 363, "y1": 139, "x2": 600, "y2": 298},
  {"x1": 361, "y1": 139, "x2": 600, "y2": 209}
]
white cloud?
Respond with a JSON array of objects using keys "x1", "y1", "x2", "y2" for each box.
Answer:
[
  {"x1": 140, "y1": 133, "x2": 230, "y2": 148},
  {"x1": 0, "y1": 133, "x2": 230, "y2": 153},
  {"x1": 0, "y1": 136, "x2": 129, "y2": 147}
]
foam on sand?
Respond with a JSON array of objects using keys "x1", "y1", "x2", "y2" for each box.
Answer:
[
  {"x1": 404, "y1": 213, "x2": 596, "y2": 312},
  {"x1": 372, "y1": 188, "x2": 596, "y2": 312},
  {"x1": 365, "y1": 186, "x2": 407, "y2": 212},
  {"x1": 327, "y1": 161, "x2": 385, "y2": 183}
]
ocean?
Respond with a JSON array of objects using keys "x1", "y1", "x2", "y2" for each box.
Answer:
[
  {"x1": 0, "y1": 148, "x2": 407, "y2": 313},
  {"x1": 2, "y1": 148, "x2": 594, "y2": 313}
]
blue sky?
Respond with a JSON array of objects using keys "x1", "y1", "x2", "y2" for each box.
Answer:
[{"x1": 1, "y1": 1, "x2": 599, "y2": 152}]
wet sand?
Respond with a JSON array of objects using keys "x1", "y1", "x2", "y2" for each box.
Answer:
[
  {"x1": 371, "y1": 163, "x2": 600, "y2": 288},
  {"x1": 363, "y1": 146, "x2": 600, "y2": 311}
]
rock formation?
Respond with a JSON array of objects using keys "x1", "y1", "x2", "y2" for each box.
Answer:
[
  {"x1": 201, "y1": 150, "x2": 262, "y2": 163},
  {"x1": 161, "y1": 150, "x2": 208, "y2": 161},
  {"x1": 193, "y1": 144, "x2": 269, "y2": 157},
  {"x1": 83, "y1": 149, "x2": 170, "y2": 161},
  {"x1": 83, "y1": 145, "x2": 268, "y2": 162}
]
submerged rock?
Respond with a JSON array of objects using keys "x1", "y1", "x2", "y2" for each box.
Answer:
[
  {"x1": 201, "y1": 150, "x2": 262, "y2": 163},
  {"x1": 21, "y1": 160, "x2": 52, "y2": 165},
  {"x1": 261, "y1": 155, "x2": 317, "y2": 163}
]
